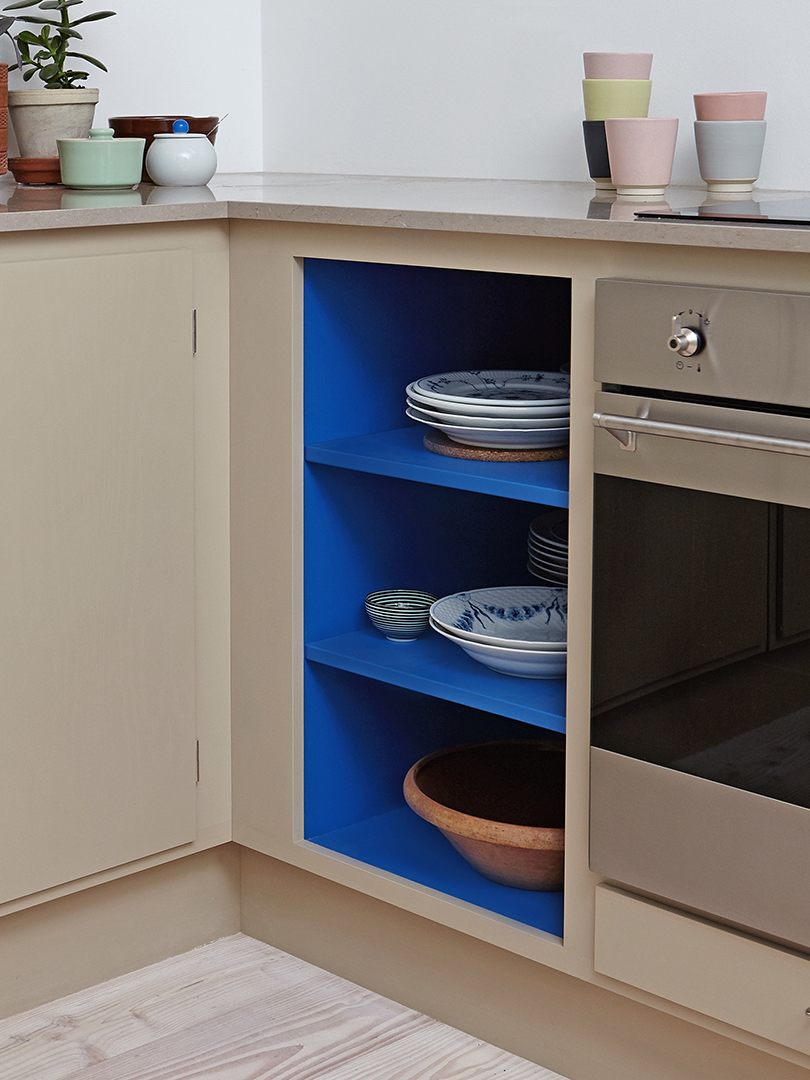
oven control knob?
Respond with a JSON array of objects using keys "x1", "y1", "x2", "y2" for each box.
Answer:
[{"x1": 667, "y1": 314, "x2": 703, "y2": 357}]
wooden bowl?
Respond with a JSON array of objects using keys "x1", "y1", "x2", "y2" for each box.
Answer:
[{"x1": 403, "y1": 740, "x2": 565, "y2": 891}]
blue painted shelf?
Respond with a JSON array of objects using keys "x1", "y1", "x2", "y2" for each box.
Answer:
[
  {"x1": 308, "y1": 805, "x2": 564, "y2": 938},
  {"x1": 305, "y1": 627, "x2": 566, "y2": 732},
  {"x1": 302, "y1": 259, "x2": 571, "y2": 938},
  {"x1": 305, "y1": 427, "x2": 569, "y2": 507}
]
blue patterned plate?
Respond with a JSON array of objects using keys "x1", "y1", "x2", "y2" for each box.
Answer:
[
  {"x1": 410, "y1": 370, "x2": 570, "y2": 407},
  {"x1": 430, "y1": 586, "x2": 567, "y2": 648}
]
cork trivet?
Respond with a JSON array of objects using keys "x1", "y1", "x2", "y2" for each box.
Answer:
[{"x1": 423, "y1": 428, "x2": 569, "y2": 462}]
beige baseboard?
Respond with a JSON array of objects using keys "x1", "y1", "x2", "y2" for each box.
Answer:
[
  {"x1": 0, "y1": 844, "x2": 241, "y2": 1019},
  {"x1": 240, "y1": 847, "x2": 810, "y2": 1080}
]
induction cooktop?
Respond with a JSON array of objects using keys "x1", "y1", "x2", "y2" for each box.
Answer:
[{"x1": 635, "y1": 197, "x2": 810, "y2": 225}]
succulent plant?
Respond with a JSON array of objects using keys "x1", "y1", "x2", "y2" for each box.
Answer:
[{"x1": 2, "y1": 0, "x2": 115, "y2": 89}]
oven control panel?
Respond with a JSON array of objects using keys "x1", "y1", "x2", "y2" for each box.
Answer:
[{"x1": 595, "y1": 278, "x2": 810, "y2": 407}]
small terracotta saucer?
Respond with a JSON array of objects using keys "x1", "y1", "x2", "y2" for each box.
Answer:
[{"x1": 8, "y1": 157, "x2": 62, "y2": 184}]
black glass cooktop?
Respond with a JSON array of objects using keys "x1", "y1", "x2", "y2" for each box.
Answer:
[{"x1": 635, "y1": 197, "x2": 810, "y2": 225}]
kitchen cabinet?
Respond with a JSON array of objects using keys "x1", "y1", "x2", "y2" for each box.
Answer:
[
  {"x1": 227, "y1": 208, "x2": 810, "y2": 1079},
  {"x1": 0, "y1": 248, "x2": 196, "y2": 902},
  {"x1": 0, "y1": 223, "x2": 232, "y2": 907},
  {"x1": 5, "y1": 184, "x2": 810, "y2": 1080},
  {"x1": 229, "y1": 219, "x2": 598, "y2": 970}
]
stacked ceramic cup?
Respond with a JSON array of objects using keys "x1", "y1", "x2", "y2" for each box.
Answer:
[
  {"x1": 693, "y1": 92, "x2": 767, "y2": 195},
  {"x1": 583, "y1": 52, "x2": 680, "y2": 199},
  {"x1": 582, "y1": 52, "x2": 653, "y2": 191}
]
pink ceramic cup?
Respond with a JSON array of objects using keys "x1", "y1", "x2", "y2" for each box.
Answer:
[
  {"x1": 583, "y1": 52, "x2": 653, "y2": 79},
  {"x1": 693, "y1": 92, "x2": 767, "y2": 121},
  {"x1": 605, "y1": 117, "x2": 679, "y2": 198}
]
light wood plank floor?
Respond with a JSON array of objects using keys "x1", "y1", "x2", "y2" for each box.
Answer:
[{"x1": 0, "y1": 934, "x2": 569, "y2": 1080}]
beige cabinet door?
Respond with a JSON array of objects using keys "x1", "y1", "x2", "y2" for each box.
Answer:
[{"x1": 0, "y1": 249, "x2": 197, "y2": 903}]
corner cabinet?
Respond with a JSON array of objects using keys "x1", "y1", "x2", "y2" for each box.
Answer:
[
  {"x1": 229, "y1": 223, "x2": 594, "y2": 959},
  {"x1": 0, "y1": 226, "x2": 232, "y2": 908}
]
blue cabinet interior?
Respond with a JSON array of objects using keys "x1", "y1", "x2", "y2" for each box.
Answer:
[{"x1": 302, "y1": 258, "x2": 571, "y2": 939}]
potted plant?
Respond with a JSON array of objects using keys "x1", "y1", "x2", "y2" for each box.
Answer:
[{"x1": 3, "y1": 0, "x2": 115, "y2": 162}]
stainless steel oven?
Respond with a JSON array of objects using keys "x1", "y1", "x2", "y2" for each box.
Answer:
[{"x1": 590, "y1": 278, "x2": 810, "y2": 951}]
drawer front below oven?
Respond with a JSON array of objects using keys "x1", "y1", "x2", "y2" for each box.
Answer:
[
  {"x1": 590, "y1": 749, "x2": 810, "y2": 952},
  {"x1": 594, "y1": 883, "x2": 810, "y2": 1055}
]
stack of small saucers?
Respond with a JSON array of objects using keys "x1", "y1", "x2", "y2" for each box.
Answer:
[
  {"x1": 405, "y1": 369, "x2": 570, "y2": 450},
  {"x1": 429, "y1": 586, "x2": 567, "y2": 679},
  {"x1": 528, "y1": 509, "x2": 569, "y2": 585}
]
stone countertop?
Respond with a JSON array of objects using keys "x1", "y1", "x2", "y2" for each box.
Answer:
[{"x1": 3, "y1": 171, "x2": 810, "y2": 253}]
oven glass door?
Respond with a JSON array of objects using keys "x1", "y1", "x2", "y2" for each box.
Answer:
[
  {"x1": 589, "y1": 395, "x2": 810, "y2": 950},
  {"x1": 592, "y1": 474, "x2": 810, "y2": 810}
]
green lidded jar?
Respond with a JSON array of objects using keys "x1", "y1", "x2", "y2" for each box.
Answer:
[{"x1": 57, "y1": 127, "x2": 145, "y2": 190}]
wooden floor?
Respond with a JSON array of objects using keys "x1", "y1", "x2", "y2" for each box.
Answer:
[{"x1": 0, "y1": 933, "x2": 568, "y2": 1080}]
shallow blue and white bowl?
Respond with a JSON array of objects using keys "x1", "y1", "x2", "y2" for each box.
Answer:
[
  {"x1": 430, "y1": 617, "x2": 567, "y2": 678},
  {"x1": 431, "y1": 586, "x2": 567, "y2": 648},
  {"x1": 365, "y1": 590, "x2": 438, "y2": 641}
]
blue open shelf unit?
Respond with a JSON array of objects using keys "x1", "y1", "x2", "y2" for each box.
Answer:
[{"x1": 302, "y1": 257, "x2": 571, "y2": 939}]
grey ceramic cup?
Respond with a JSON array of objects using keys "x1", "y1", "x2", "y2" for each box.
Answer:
[{"x1": 694, "y1": 120, "x2": 767, "y2": 193}]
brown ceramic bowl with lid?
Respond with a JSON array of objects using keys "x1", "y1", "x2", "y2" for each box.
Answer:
[
  {"x1": 108, "y1": 116, "x2": 218, "y2": 180},
  {"x1": 403, "y1": 739, "x2": 565, "y2": 891}
]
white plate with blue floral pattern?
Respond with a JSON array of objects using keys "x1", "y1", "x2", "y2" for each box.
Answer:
[
  {"x1": 406, "y1": 409, "x2": 569, "y2": 449},
  {"x1": 411, "y1": 370, "x2": 570, "y2": 406},
  {"x1": 430, "y1": 586, "x2": 567, "y2": 649},
  {"x1": 406, "y1": 375, "x2": 569, "y2": 417},
  {"x1": 406, "y1": 399, "x2": 570, "y2": 429},
  {"x1": 429, "y1": 617, "x2": 567, "y2": 677}
]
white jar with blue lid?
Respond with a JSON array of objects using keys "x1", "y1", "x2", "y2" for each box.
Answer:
[{"x1": 145, "y1": 119, "x2": 217, "y2": 186}]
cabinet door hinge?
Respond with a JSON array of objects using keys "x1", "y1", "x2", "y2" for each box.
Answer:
[
  {"x1": 196, "y1": 740, "x2": 200, "y2": 784},
  {"x1": 192, "y1": 309, "x2": 197, "y2": 355}
]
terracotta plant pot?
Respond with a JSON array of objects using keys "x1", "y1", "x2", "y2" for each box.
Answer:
[
  {"x1": 0, "y1": 64, "x2": 7, "y2": 174},
  {"x1": 403, "y1": 739, "x2": 565, "y2": 891},
  {"x1": 8, "y1": 87, "x2": 98, "y2": 159}
]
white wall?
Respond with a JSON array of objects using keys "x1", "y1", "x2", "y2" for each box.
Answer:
[
  {"x1": 3, "y1": 0, "x2": 264, "y2": 173},
  {"x1": 261, "y1": 0, "x2": 807, "y2": 191}
]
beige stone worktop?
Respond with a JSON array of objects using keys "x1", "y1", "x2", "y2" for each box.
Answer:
[{"x1": 2, "y1": 171, "x2": 810, "y2": 253}]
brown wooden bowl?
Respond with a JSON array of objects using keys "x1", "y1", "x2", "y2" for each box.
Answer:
[
  {"x1": 403, "y1": 739, "x2": 565, "y2": 891},
  {"x1": 108, "y1": 116, "x2": 219, "y2": 181}
]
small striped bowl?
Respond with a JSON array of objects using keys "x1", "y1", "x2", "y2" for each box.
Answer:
[{"x1": 365, "y1": 590, "x2": 438, "y2": 641}]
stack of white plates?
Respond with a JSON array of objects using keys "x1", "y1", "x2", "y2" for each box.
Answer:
[
  {"x1": 429, "y1": 586, "x2": 567, "y2": 679},
  {"x1": 405, "y1": 369, "x2": 570, "y2": 450},
  {"x1": 528, "y1": 509, "x2": 568, "y2": 585}
]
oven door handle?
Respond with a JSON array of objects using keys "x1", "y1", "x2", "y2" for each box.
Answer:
[{"x1": 593, "y1": 411, "x2": 810, "y2": 456}]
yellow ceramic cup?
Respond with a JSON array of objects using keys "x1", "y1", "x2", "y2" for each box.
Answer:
[{"x1": 582, "y1": 79, "x2": 652, "y2": 122}]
